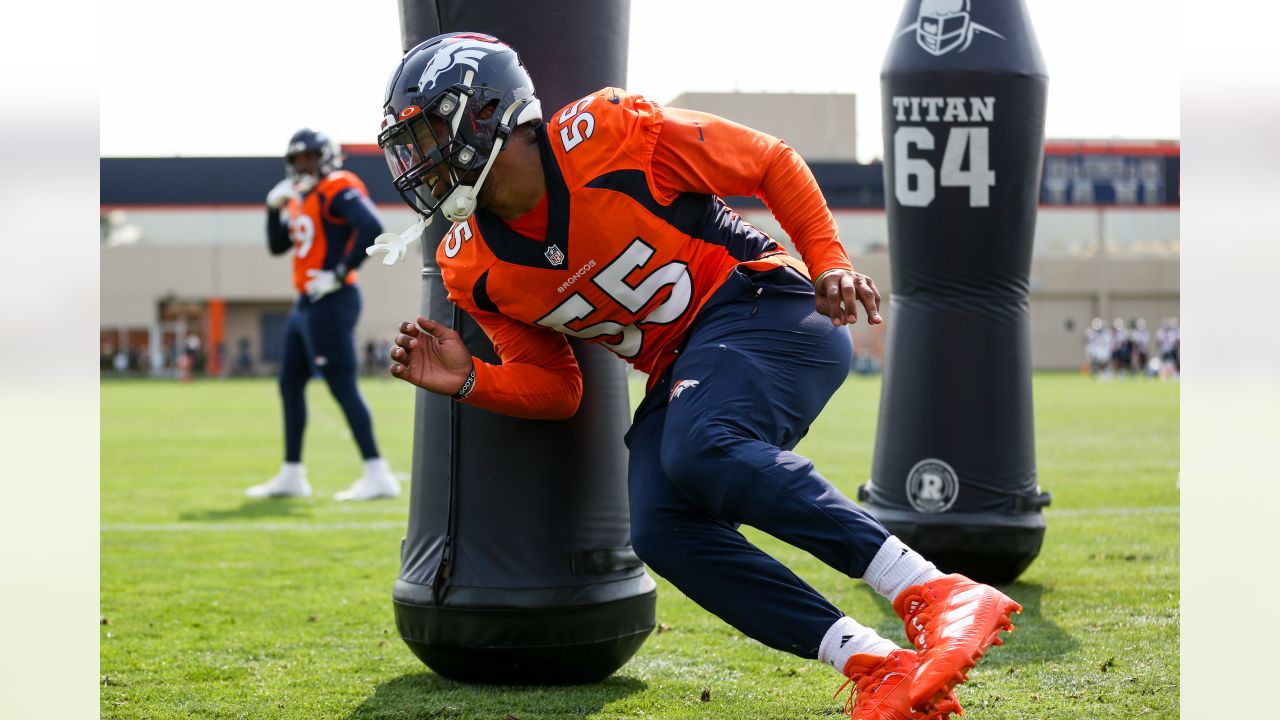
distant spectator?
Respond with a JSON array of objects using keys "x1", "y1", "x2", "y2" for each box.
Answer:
[
  {"x1": 1110, "y1": 318, "x2": 1131, "y2": 375},
  {"x1": 363, "y1": 340, "x2": 381, "y2": 377},
  {"x1": 1146, "y1": 355, "x2": 1162, "y2": 378},
  {"x1": 1157, "y1": 317, "x2": 1180, "y2": 379},
  {"x1": 378, "y1": 338, "x2": 393, "y2": 379},
  {"x1": 185, "y1": 333, "x2": 205, "y2": 376},
  {"x1": 1084, "y1": 318, "x2": 1112, "y2": 377},
  {"x1": 1130, "y1": 318, "x2": 1150, "y2": 374},
  {"x1": 176, "y1": 351, "x2": 192, "y2": 382},
  {"x1": 232, "y1": 338, "x2": 255, "y2": 377}
]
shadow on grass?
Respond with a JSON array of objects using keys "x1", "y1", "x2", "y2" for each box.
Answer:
[
  {"x1": 855, "y1": 580, "x2": 1077, "y2": 667},
  {"x1": 347, "y1": 671, "x2": 647, "y2": 720},
  {"x1": 178, "y1": 498, "x2": 314, "y2": 522},
  {"x1": 986, "y1": 581, "x2": 1078, "y2": 666}
]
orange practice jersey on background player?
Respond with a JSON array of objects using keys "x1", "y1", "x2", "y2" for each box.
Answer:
[
  {"x1": 437, "y1": 89, "x2": 853, "y2": 419},
  {"x1": 285, "y1": 171, "x2": 366, "y2": 293}
]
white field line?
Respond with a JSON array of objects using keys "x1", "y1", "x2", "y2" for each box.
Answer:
[
  {"x1": 1045, "y1": 506, "x2": 1178, "y2": 518},
  {"x1": 101, "y1": 506, "x2": 1179, "y2": 533},
  {"x1": 102, "y1": 521, "x2": 404, "y2": 532}
]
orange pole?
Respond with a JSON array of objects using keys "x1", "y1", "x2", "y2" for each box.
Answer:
[{"x1": 207, "y1": 297, "x2": 225, "y2": 377}]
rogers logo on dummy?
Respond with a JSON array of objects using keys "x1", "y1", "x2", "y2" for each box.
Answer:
[{"x1": 557, "y1": 260, "x2": 597, "y2": 294}]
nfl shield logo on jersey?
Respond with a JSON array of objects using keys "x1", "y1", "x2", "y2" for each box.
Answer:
[{"x1": 544, "y1": 244, "x2": 566, "y2": 266}]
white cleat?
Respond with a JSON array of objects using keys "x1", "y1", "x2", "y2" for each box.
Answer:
[
  {"x1": 334, "y1": 459, "x2": 400, "y2": 501},
  {"x1": 246, "y1": 465, "x2": 312, "y2": 498}
]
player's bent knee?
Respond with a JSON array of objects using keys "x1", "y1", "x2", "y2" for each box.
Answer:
[{"x1": 629, "y1": 523, "x2": 678, "y2": 577}]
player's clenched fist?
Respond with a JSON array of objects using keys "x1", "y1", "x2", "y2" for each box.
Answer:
[{"x1": 389, "y1": 317, "x2": 475, "y2": 396}]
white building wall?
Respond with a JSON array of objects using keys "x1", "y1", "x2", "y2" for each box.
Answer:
[
  {"x1": 102, "y1": 204, "x2": 1178, "y2": 372},
  {"x1": 669, "y1": 92, "x2": 858, "y2": 162}
]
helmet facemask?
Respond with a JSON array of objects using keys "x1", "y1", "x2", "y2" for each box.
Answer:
[
  {"x1": 381, "y1": 82, "x2": 534, "y2": 223},
  {"x1": 380, "y1": 86, "x2": 496, "y2": 222},
  {"x1": 381, "y1": 105, "x2": 455, "y2": 219}
]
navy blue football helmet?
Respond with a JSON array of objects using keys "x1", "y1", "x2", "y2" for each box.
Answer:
[
  {"x1": 284, "y1": 128, "x2": 342, "y2": 182},
  {"x1": 378, "y1": 32, "x2": 542, "y2": 223}
]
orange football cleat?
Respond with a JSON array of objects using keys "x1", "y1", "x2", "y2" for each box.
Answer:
[
  {"x1": 836, "y1": 650, "x2": 963, "y2": 720},
  {"x1": 893, "y1": 574, "x2": 1021, "y2": 714}
]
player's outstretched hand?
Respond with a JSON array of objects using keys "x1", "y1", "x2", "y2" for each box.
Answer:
[
  {"x1": 815, "y1": 269, "x2": 882, "y2": 327},
  {"x1": 389, "y1": 317, "x2": 475, "y2": 396}
]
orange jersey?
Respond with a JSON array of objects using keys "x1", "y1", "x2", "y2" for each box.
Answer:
[
  {"x1": 439, "y1": 89, "x2": 852, "y2": 419},
  {"x1": 285, "y1": 171, "x2": 366, "y2": 293}
]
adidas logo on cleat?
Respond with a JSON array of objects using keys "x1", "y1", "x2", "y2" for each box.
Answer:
[{"x1": 892, "y1": 574, "x2": 1022, "y2": 716}]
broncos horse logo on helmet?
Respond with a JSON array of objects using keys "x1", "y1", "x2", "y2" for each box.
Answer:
[
  {"x1": 418, "y1": 39, "x2": 492, "y2": 92},
  {"x1": 378, "y1": 32, "x2": 543, "y2": 225}
]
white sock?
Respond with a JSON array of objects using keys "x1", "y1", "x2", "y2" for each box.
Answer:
[
  {"x1": 363, "y1": 457, "x2": 390, "y2": 475},
  {"x1": 280, "y1": 462, "x2": 305, "y2": 478},
  {"x1": 818, "y1": 616, "x2": 900, "y2": 673},
  {"x1": 863, "y1": 535, "x2": 944, "y2": 603}
]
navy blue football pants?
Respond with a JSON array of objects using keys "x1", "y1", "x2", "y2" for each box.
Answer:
[
  {"x1": 279, "y1": 285, "x2": 380, "y2": 463},
  {"x1": 626, "y1": 267, "x2": 891, "y2": 659}
]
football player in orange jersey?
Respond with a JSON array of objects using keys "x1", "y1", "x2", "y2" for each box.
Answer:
[
  {"x1": 374, "y1": 34, "x2": 1019, "y2": 719},
  {"x1": 247, "y1": 129, "x2": 400, "y2": 502}
]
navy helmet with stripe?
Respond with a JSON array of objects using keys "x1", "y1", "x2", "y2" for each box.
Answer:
[
  {"x1": 284, "y1": 128, "x2": 342, "y2": 182},
  {"x1": 378, "y1": 32, "x2": 542, "y2": 224}
]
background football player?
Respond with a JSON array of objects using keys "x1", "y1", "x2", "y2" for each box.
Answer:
[
  {"x1": 246, "y1": 129, "x2": 399, "y2": 501},
  {"x1": 376, "y1": 34, "x2": 1019, "y2": 719}
]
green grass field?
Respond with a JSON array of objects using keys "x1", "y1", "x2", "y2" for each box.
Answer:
[{"x1": 101, "y1": 373, "x2": 1178, "y2": 719}]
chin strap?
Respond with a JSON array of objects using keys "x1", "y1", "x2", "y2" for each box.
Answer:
[
  {"x1": 442, "y1": 133, "x2": 506, "y2": 222},
  {"x1": 441, "y1": 94, "x2": 529, "y2": 223}
]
